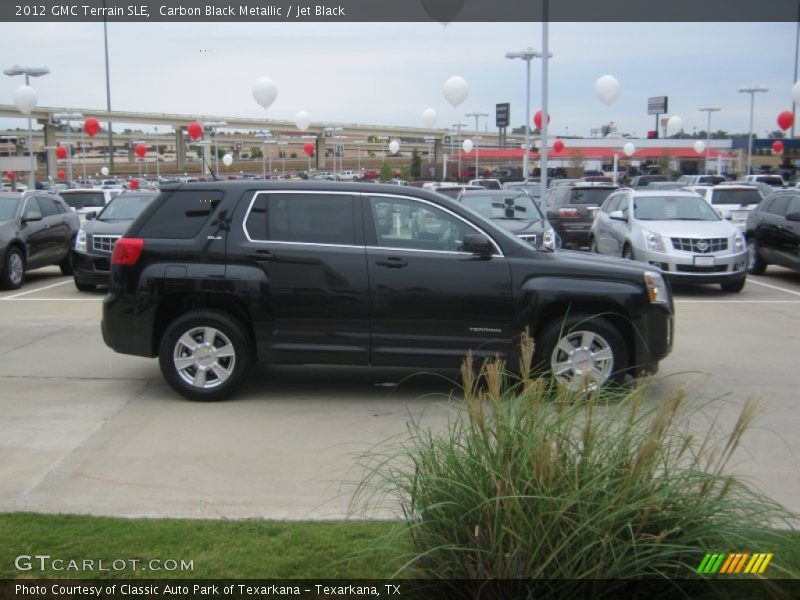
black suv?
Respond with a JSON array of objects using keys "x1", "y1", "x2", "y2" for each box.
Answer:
[
  {"x1": 102, "y1": 182, "x2": 674, "y2": 401},
  {"x1": 541, "y1": 183, "x2": 617, "y2": 249},
  {"x1": 745, "y1": 191, "x2": 800, "y2": 275}
]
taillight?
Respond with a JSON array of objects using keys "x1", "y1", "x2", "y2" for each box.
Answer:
[
  {"x1": 559, "y1": 208, "x2": 580, "y2": 218},
  {"x1": 111, "y1": 238, "x2": 144, "y2": 266}
]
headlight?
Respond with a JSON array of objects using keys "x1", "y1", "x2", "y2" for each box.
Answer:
[
  {"x1": 644, "y1": 270, "x2": 670, "y2": 304},
  {"x1": 542, "y1": 226, "x2": 557, "y2": 251},
  {"x1": 641, "y1": 228, "x2": 665, "y2": 252},
  {"x1": 74, "y1": 229, "x2": 87, "y2": 252},
  {"x1": 734, "y1": 232, "x2": 745, "y2": 253}
]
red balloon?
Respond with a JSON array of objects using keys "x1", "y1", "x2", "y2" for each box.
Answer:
[
  {"x1": 533, "y1": 110, "x2": 551, "y2": 130},
  {"x1": 56, "y1": 145, "x2": 67, "y2": 160},
  {"x1": 303, "y1": 142, "x2": 315, "y2": 157},
  {"x1": 187, "y1": 121, "x2": 203, "y2": 140},
  {"x1": 777, "y1": 111, "x2": 794, "y2": 131},
  {"x1": 129, "y1": 178, "x2": 139, "y2": 190},
  {"x1": 5, "y1": 170, "x2": 14, "y2": 180},
  {"x1": 553, "y1": 139, "x2": 565, "y2": 153},
  {"x1": 84, "y1": 117, "x2": 100, "y2": 137},
  {"x1": 134, "y1": 143, "x2": 147, "y2": 158},
  {"x1": 57, "y1": 169, "x2": 65, "y2": 180},
  {"x1": 772, "y1": 140, "x2": 784, "y2": 154}
]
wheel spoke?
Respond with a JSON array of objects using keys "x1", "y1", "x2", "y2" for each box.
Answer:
[
  {"x1": 591, "y1": 346, "x2": 614, "y2": 363},
  {"x1": 178, "y1": 333, "x2": 198, "y2": 352},
  {"x1": 580, "y1": 331, "x2": 596, "y2": 350},
  {"x1": 202, "y1": 327, "x2": 219, "y2": 345},
  {"x1": 192, "y1": 368, "x2": 207, "y2": 388},
  {"x1": 174, "y1": 356, "x2": 195, "y2": 371},
  {"x1": 215, "y1": 344, "x2": 235, "y2": 359},
  {"x1": 210, "y1": 363, "x2": 232, "y2": 383},
  {"x1": 590, "y1": 367, "x2": 607, "y2": 385},
  {"x1": 557, "y1": 338, "x2": 574, "y2": 356},
  {"x1": 553, "y1": 360, "x2": 573, "y2": 376}
]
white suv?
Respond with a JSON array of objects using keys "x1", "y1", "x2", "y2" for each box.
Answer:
[{"x1": 686, "y1": 184, "x2": 764, "y2": 231}]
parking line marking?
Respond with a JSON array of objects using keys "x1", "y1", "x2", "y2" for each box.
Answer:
[
  {"x1": 746, "y1": 278, "x2": 800, "y2": 297},
  {"x1": 676, "y1": 300, "x2": 800, "y2": 304},
  {"x1": 0, "y1": 280, "x2": 72, "y2": 301},
  {"x1": 3, "y1": 298, "x2": 102, "y2": 301}
]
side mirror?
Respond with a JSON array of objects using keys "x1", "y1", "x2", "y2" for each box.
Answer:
[
  {"x1": 22, "y1": 211, "x2": 42, "y2": 223},
  {"x1": 786, "y1": 211, "x2": 800, "y2": 222},
  {"x1": 609, "y1": 210, "x2": 626, "y2": 221},
  {"x1": 86, "y1": 211, "x2": 97, "y2": 221},
  {"x1": 462, "y1": 233, "x2": 494, "y2": 256}
]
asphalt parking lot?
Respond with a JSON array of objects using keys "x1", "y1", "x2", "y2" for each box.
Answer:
[{"x1": 0, "y1": 267, "x2": 798, "y2": 519}]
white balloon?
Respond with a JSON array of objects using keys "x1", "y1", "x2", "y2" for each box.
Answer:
[
  {"x1": 295, "y1": 110, "x2": 311, "y2": 132},
  {"x1": 252, "y1": 76, "x2": 278, "y2": 110},
  {"x1": 388, "y1": 140, "x2": 400, "y2": 154},
  {"x1": 594, "y1": 75, "x2": 620, "y2": 106},
  {"x1": 443, "y1": 75, "x2": 469, "y2": 108},
  {"x1": 222, "y1": 153, "x2": 233, "y2": 166},
  {"x1": 100, "y1": 166, "x2": 109, "y2": 176},
  {"x1": 623, "y1": 142, "x2": 636, "y2": 157},
  {"x1": 13, "y1": 85, "x2": 37, "y2": 115},
  {"x1": 793, "y1": 81, "x2": 800, "y2": 105},
  {"x1": 462, "y1": 139, "x2": 474, "y2": 153},
  {"x1": 422, "y1": 108, "x2": 437, "y2": 129},
  {"x1": 693, "y1": 140, "x2": 706, "y2": 154},
  {"x1": 666, "y1": 115, "x2": 683, "y2": 137}
]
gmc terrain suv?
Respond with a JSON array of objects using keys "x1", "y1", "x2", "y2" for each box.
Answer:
[{"x1": 102, "y1": 182, "x2": 674, "y2": 401}]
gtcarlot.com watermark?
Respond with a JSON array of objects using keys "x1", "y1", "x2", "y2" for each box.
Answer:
[{"x1": 15, "y1": 554, "x2": 194, "y2": 573}]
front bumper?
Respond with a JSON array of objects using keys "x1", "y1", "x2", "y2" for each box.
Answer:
[
  {"x1": 551, "y1": 220, "x2": 593, "y2": 247},
  {"x1": 72, "y1": 249, "x2": 112, "y2": 286},
  {"x1": 635, "y1": 247, "x2": 748, "y2": 284}
]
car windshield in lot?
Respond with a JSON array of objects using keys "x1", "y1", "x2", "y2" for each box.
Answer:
[
  {"x1": 0, "y1": 195, "x2": 20, "y2": 221},
  {"x1": 633, "y1": 195, "x2": 720, "y2": 221},
  {"x1": 461, "y1": 193, "x2": 543, "y2": 221},
  {"x1": 97, "y1": 193, "x2": 156, "y2": 220},
  {"x1": 710, "y1": 189, "x2": 762, "y2": 206},
  {"x1": 60, "y1": 192, "x2": 106, "y2": 209},
  {"x1": 569, "y1": 188, "x2": 616, "y2": 204}
]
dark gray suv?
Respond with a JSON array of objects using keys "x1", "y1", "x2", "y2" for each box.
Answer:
[{"x1": 541, "y1": 183, "x2": 617, "y2": 249}]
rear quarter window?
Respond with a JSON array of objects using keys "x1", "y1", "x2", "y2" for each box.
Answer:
[{"x1": 137, "y1": 190, "x2": 224, "y2": 239}]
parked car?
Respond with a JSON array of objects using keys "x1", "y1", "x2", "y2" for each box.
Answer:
[
  {"x1": 541, "y1": 182, "x2": 617, "y2": 248},
  {"x1": 645, "y1": 181, "x2": 691, "y2": 191},
  {"x1": 590, "y1": 190, "x2": 747, "y2": 292},
  {"x1": 457, "y1": 189, "x2": 557, "y2": 250},
  {"x1": 745, "y1": 190, "x2": 800, "y2": 275},
  {"x1": 502, "y1": 181, "x2": 544, "y2": 204},
  {"x1": 102, "y1": 181, "x2": 674, "y2": 401},
  {"x1": 549, "y1": 178, "x2": 580, "y2": 189},
  {"x1": 429, "y1": 184, "x2": 483, "y2": 200},
  {"x1": 743, "y1": 174, "x2": 786, "y2": 188},
  {"x1": 336, "y1": 170, "x2": 359, "y2": 182},
  {"x1": 72, "y1": 191, "x2": 158, "y2": 291},
  {"x1": 677, "y1": 174, "x2": 727, "y2": 186},
  {"x1": 59, "y1": 189, "x2": 117, "y2": 224},
  {"x1": 630, "y1": 175, "x2": 668, "y2": 188},
  {"x1": 0, "y1": 191, "x2": 79, "y2": 289},
  {"x1": 686, "y1": 185, "x2": 763, "y2": 232},
  {"x1": 468, "y1": 178, "x2": 502, "y2": 190}
]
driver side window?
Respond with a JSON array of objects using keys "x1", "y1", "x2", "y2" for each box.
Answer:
[{"x1": 369, "y1": 196, "x2": 481, "y2": 252}]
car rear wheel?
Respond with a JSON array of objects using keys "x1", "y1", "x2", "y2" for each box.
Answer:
[
  {"x1": 59, "y1": 251, "x2": 74, "y2": 276},
  {"x1": 158, "y1": 310, "x2": 253, "y2": 401},
  {"x1": 1, "y1": 248, "x2": 25, "y2": 290},
  {"x1": 536, "y1": 315, "x2": 629, "y2": 392},
  {"x1": 746, "y1": 240, "x2": 766, "y2": 275}
]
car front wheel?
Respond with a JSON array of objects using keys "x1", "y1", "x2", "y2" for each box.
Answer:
[
  {"x1": 158, "y1": 310, "x2": 253, "y2": 401},
  {"x1": 720, "y1": 278, "x2": 746, "y2": 293},
  {"x1": 1, "y1": 247, "x2": 25, "y2": 290}
]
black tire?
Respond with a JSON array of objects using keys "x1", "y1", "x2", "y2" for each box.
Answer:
[
  {"x1": 158, "y1": 309, "x2": 253, "y2": 402},
  {"x1": 720, "y1": 278, "x2": 746, "y2": 293},
  {"x1": 589, "y1": 237, "x2": 599, "y2": 253},
  {"x1": 746, "y1": 239, "x2": 766, "y2": 275},
  {"x1": 74, "y1": 279, "x2": 96, "y2": 292},
  {"x1": 535, "y1": 315, "x2": 629, "y2": 391},
  {"x1": 59, "y1": 251, "x2": 74, "y2": 276},
  {"x1": 622, "y1": 244, "x2": 635, "y2": 260},
  {"x1": 1, "y1": 247, "x2": 25, "y2": 290}
]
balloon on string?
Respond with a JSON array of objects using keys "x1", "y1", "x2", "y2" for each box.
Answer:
[
  {"x1": 187, "y1": 122, "x2": 203, "y2": 140},
  {"x1": 422, "y1": 108, "x2": 437, "y2": 129},
  {"x1": 252, "y1": 76, "x2": 278, "y2": 110},
  {"x1": 693, "y1": 141, "x2": 706, "y2": 154},
  {"x1": 83, "y1": 117, "x2": 100, "y2": 137},
  {"x1": 388, "y1": 140, "x2": 400, "y2": 154},
  {"x1": 303, "y1": 142, "x2": 314, "y2": 156},
  {"x1": 594, "y1": 75, "x2": 620, "y2": 106},
  {"x1": 5, "y1": 170, "x2": 14, "y2": 179},
  {"x1": 666, "y1": 116, "x2": 683, "y2": 137},
  {"x1": 57, "y1": 169, "x2": 65, "y2": 179},
  {"x1": 134, "y1": 144, "x2": 147, "y2": 158},
  {"x1": 443, "y1": 75, "x2": 469, "y2": 108},
  {"x1": 222, "y1": 153, "x2": 233, "y2": 166},
  {"x1": 129, "y1": 178, "x2": 139, "y2": 190},
  {"x1": 553, "y1": 139, "x2": 565, "y2": 153},
  {"x1": 622, "y1": 142, "x2": 636, "y2": 157},
  {"x1": 295, "y1": 110, "x2": 311, "y2": 132},
  {"x1": 777, "y1": 110, "x2": 794, "y2": 131},
  {"x1": 772, "y1": 140, "x2": 784, "y2": 154},
  {"x1": 56, "y1": 145, "x2": 67, "y2": 160},
  {"x1": 534, "y1": 110, "x2": 550, "y2": 130},
  {"x1": 100, "y1": 166, "x2": 109, "y2": 176},
  {"x1": 13, "y1": 85, "x2": 37, "y2": 115},
  {"x1": 462, "y1": 139, "x2": 473, "y2": 153}
]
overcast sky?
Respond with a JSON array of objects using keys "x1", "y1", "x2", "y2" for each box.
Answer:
[{"x1": 0, "y1": 21, "x2": 797, "y2": 137}]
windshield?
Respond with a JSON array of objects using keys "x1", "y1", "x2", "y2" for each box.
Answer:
[
  {"x1": 461, "y1": 194, "x2": 543, "y2": 220},
  {"x1": 633, "y1": 195, "x2": 720, "y2": 221},
  {"x1": 711, "y1": 189, "x2": 762, "y2": 206},
  {"x1": 60, "y1": 192, "x2": 105, "y2": 209},
  {"x1": 567, "y1": 188, "x2": 615, "y2": 205},
  {"x1": 98, "y1": 193, "x2": 155, "y2": 220},
  {"x1": 505, "y1": 183, "x2": 542, "y2": 198},
  {"x1": 0, "y1": 196, "x2": 20, "y2": 221}
]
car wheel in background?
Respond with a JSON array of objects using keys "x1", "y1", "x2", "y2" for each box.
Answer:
[
  {"x1": 1, "y1": 247, "x2": 25, "y2": 290},
  {"x1": 158, "y1": 310, "x2": 253, "y2": 402},
  {"x1": 74, "y1": 279, "x2": 96, "y2": 292},
  {"x1": 589, "y1": 237, "x2": 599, "y2": 253},
  {"x1": 622, "y1": 245, "x2": 635, "y2": 260},
  {"x1": 59, "y1": 252, "x2": 74, "y2": 276},
  {"x1": 720, "y1": 278, "x2": 746, "y2": 293},
  {"x1": 746, "y1": 240, "x2": 766, "y2": 275}
]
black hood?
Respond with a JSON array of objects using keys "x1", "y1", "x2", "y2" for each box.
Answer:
[
  {"x1": 83, "y1": 218, "x2": 135, "y2": 237},
  {"x1": 492, "y1": 218, "x2": 545, "y2": 236}
]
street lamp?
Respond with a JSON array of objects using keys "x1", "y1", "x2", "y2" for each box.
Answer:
[
  {"x1": 698, "y1": 107, "x2": 721, "y2": 174},
  {"x1": 473, "y1": 135, "x2": 482, "y2": 178},
  {"x1": 738, "y1": 86, "x2": 768, "y2": 175},
  {"x1": 255, "y1": 130, "x2": 273, "y2": 178},
  {"x1": 506, "y1": 48, "x2": 543, "y2": 184},
  {"x1": 52, "y1": 111, "x2": 83, "y2": 185},
  {"x1": 302, "y1": 134, "x2": 317, "y2": 174},
  {"x1": 466, "y1": 111, "x2": 489, "y2": 134},
  {"x1": 354, "y1": 140, "x2": 366, "y2": 172},
  {"x1": 277, "y1": 141, "x2": 288, "y2": 177},
  {"x1": 452, "y1": 121, "x2": 467, "y2": 180},
  {"x1": 325, "y1": 126, "x2": 343, "y2": 175},
  {"x1": 334, "y1": 135, "x2": 347, "y2": 177},
  {"x1": 4, "y1": 64, "x2": 49, "y2": 189},
  {"x1": 424, "y1": 136, "x2": 436, "y2": 177},
  {"x1": 202, "y1": 120, "x2": 227, "y2": 176}
]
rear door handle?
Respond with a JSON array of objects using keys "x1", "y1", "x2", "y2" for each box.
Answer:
[
  {"x1": 375, "y1": 257, "x2": 408, "y2": 269},
  {"x1": 245, "y1": 250, "x2": 275, "y2": 262}
]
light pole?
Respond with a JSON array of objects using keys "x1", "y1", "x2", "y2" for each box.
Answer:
[
  {"x1": 52, "y1": 111, "x2": 83, "y2": 185},
  {"x1": 355, "y1": 140, "x2": 366, "y2": 172},
  {"x1": 698, "y1": 107, "x2": 721, "y2": 174},
  {"x1": 506, "y1": 49, "x2": 542, "y2": 184},
  {"x1": 473, "y1": 135, "x2": 482, "y2": 177},
  {"x1": 738, "y1": 86, "x2": 768, "y2": 176},
  {"x1": 131, "y1": 139, "x2": 146, "y2": 179},
  {"x1": 334, "y1": 135, "x2": 347, "y2": 176},
  {"x1": 4, "y1": 65, "x2": 49, "y2": 189},
  {"x1": 302, "y1": 135, "x2": 317, "y2": 174},
  {"x1": 255, "y1": 130, "x2": 273, "y2": 178},
  {"x1": 465, "y1": 111, "x2": 489, "y2": 135},
  {"x1": 277, "y1": 141, "x2": 288, "y2": 177},
  {"x1": 424, "y1": 136, "x2": 436, "y2": 177},
  {"x1": 153, "y1": 126, "x2": 160, "y2": 183},
  {"x1": 203, "y1": 120, "x2": 227, "y2": 176},
  {"x1": 452, "y1": 121, "x2": 467, "y2": 180}
]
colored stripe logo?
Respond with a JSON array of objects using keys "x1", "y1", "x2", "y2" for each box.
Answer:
[{"x1": 696, "y1": 552, "x2": 773, "y2": 574}]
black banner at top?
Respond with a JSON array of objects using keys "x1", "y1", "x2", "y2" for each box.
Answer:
[{"x1": 1, "y1": 0, "x2": 800, "y2": 22}]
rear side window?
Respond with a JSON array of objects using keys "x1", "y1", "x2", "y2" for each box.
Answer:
[
  {"x1": 138, "y1": 190, "x2": 224, "y2": 239},
  {"x1": 245, "y1": 192, "x2": 355, "y2": 245},
  {"x1": 37, "y1": 196, "x2": 60, "y2": 217},
  {"x1": 710, "y1": 189, "x2": 762, "y2": 206},
  {"x1": 764, "y1": 196, "x2": 790, "y2": 216},
  {"x1": 567, "y1": 188, "x2": 615, "y2": 205}
]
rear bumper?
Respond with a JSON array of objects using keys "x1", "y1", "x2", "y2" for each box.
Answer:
[{"x1": 102, "y1": 290, "x2": 156, "y2": 357}]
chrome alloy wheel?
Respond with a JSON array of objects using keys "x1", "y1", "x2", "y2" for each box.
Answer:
[
  {"x1": 747, "y1": 241, "x2": 757, "y2": 269},
  {"x1": 550, "y1": 330, "x2": 615, "y2": 391},
  {"x1": 172, "y1": 326, "x2": 236, "y2": 389},
  {"x1": 8, "y1": 252, "x2": 23, "y2": 286}
]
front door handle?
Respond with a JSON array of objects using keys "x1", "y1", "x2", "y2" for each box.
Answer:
[
  {"x1": 375, "y1": 257, "x2": 408, "y2": 269},
  {"x1": 245, "y1": 250, "x2": 275, "y2": 262}
]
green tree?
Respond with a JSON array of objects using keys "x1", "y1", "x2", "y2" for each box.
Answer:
[
  {"x1": 411, "y1": 149, "x2": 422, "y2": 180},
  {"x1": 379, "y1": 162, "x2": 392, "y2": 182},
  {"x1": 768, "y1": 130, "x2": 786, "y2": 139},
  {"x1": 250, "y1": 147, "x2": 263, "y2": 159}
]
